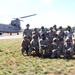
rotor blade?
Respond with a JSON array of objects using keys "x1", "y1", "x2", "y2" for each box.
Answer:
[
  {"x1": 20, "y1": 20, "x2": 24, "y2": 22},
  {"x1": 12, "y1": 18, "x2": 16, "y2": 19},
  {"x1": 20, "y1": 14, "x2": 37, "y2": 18}
]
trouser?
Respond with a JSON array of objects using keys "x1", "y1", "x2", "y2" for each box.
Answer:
[
  {"x1": 73, "y1": 44, "x2": 75, "y2": 54},
  {"x1": 27, "y1": 36, "x2": 32, "y2": 41},
  {"x1": 63, "y1": 50, "x2": 73, "y2": 58},
  {"x1": 39, "y1": 47, "x2": 49, "y2": 57},
  {"x1": 28, "y1": 47, "x2": 39, "y2": 55},
  {"x1": 51, "y1": 50, "x2": 60, "y2": 58},
  {"x1": 21, "y1": 47, "x2": 29, "y2": 56}
]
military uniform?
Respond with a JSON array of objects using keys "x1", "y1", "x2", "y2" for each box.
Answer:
[
  {"x1": 39, "y1": 26, "x2": 47, "y2": 38},
  {"x1": 72, "y1": 33, "x2": 75, "y2": 54},
  {"x1": 53, "y1": 25, "x2": 58, "y2": 37},
  {"x1": 21, "y1": 35, "x2": 30, "y2": 56},
  {"x1": 29, "y1": 35, "x2": 39, "y2": 55},
  {"x1": 65, "y1": 26, "x2": 73, "y2": 42},
  {"x1": 39, "y1": 34, "x2": 49, "y2": 57},
  {"x1": 53, "y1": 25, "x2": 57, "y2": 32},
  {"x1": 23, "y1": 24, "x2": 32, "y2": 41},
  {"x1": 63, "y1": 38, "x2": 73, "y2": 58},
  {"x1": 32, "y1": 28, "x2": 40, "y2": 40},
  {"x1": 47, "y1": 27, "x2": 55, "y2": 42},
  {"x1": 56, "y1": 26, "x2": 65, "y2": 42},
  {"x1": 47, "y1": 27, "x2": 55, "y2": 52},
  {"x1": 51, "y1": 38, "x2": 60, "y2": 58}
]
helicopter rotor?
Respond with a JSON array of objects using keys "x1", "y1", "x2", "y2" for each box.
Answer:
[
  {"x1": 12, "y1": 14, "x2": 37, "y2": 22},
  {"x1": 20, "y1": 14, "x2": 37, "y2": 18}
]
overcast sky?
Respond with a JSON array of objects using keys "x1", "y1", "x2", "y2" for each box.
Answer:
[{"x1": 0, "y1": 0, "x2": 75, "y2": 29}]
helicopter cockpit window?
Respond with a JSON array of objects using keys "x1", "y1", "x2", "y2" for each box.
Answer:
[
  {"x1": 11, "y1": 19, "x2": 20, "y2": 26},
  {"x1": 11, "y1": 20, "x2": 16, "y2": 26}
]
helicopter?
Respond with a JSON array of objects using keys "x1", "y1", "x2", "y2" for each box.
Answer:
[{"x1": 0, "y1": 14, "x2": 37, "y2": 35}]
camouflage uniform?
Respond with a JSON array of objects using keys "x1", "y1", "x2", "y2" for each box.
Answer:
[
  {"x1": 47, "y1": 27, "x2": 55, "y2": 43},
  {"x1": 39, "y1": 26, "x2": 47, "y2": 38},
  {"x1": 53, "y1": 25, "x2": 58, "y2": 37},
  {"x1": 51, "y1": 38, "x2": 60, "y2": 58},
  {"x1": 32, "y1": 28, "x2": 40, "y2": 40},
  {"x1": 23, "y1": 24, "x2": 32, "y2": 41},
  {"x1": 53, "y1": 25, "x2": 57, "y2": 32},
  {"x1": 56, "y1": 26, "x2": 65, "y2": 42},
  {"x1": 58, "y1": 40, "x2": 64, "y2": 55},
  {"x1": 64, "y1": 26, "x2": 73, "y2": 42},
  {"x1": 21, "y1": 35, "x2": 30, "y2": 56},
  {"x1": 72, "y1": 33, "x2": 75, "y2": 54},
  {"x1": 63, "y1": 38, "x2": 73, "y2": 59},
  {"x1": 39, "y1": 34, "x2": 49, "y2": 57},
  {"x1": 29, "y1": 35, "x2": 39, "y2": 55},
  {"x1": 47, "y1": 27, "x2": 55, "y2": 53}
]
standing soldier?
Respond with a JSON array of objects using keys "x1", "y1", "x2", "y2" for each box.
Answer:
[
  {"x1": 56, "y1": 26, "x2": 65, "y2": 42},
  {"x1": 47, "y1": 27, "x2": 55, "y2": 43},
  {"x1": 32, "y1": 28, "x2": 40, "y2": 40},
  {"x1": 39, "y1": 26, "x2": 47, "y2": 38},
  {"x1": 23, "y1": 24, "x2": 32, "y2": 41},
  {"x1": 53, "y1": 24, "x2": 57, "y2": 31},
  {"x1": 63, "y1": 38, "x2": 73, "y2": 59},
  {"x1": 72, "y1": 33, "x2": 75, "y2": 54},
  {"x1": 58, "y1": 38, "x2": 64, "y2": 55},
  {"x1": 65, "y1": 26, "x2": 73, "y2": 42},
  {"x1": 53, "y1": 24, "x2": 58, "y2": 37},
  {"x1": 47, "y1": 27, "x2": 55, "y2": 53}
]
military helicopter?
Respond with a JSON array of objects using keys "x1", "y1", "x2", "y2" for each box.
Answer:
[{"x1": 0, "y1": 14, "x2": 37, "y2": 35}]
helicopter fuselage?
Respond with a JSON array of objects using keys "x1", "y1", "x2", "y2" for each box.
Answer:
[
  {"x1": 0, "y1": 14, "x2": 37, "y2": 35},
  {"x1": 0, "y1": 23, "x2": 21, "y2": 35}
]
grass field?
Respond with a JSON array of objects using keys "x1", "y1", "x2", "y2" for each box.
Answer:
[{"x1": 0, "y1": 38, "x2": 75, "y2": 75}]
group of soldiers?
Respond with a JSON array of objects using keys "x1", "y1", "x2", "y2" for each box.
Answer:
[{"x1": 21, "y1": 24, "x2": 75, "y2": 59}]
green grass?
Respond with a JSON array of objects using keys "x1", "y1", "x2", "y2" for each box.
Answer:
[{"x1": 0, "y1": 38, "x2": 75, "y2": 75}]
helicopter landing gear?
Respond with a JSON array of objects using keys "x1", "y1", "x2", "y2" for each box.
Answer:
[
  {"x1": 10, "y1": 33, "x2": 12, "y2": 35},
  {"x1": 0, "y1": 32, "x2": 2, "y2": 35},
  {"x1": 17, "y1": 32, "x2": 19, "y2": 35}
]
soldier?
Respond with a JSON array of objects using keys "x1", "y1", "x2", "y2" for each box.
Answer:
[
  {"x1": 39, "y1": 26, "x2": 47, "y2": 38},
  {"x1": 65, "y1": 26, "x2": 73, "y2": 42},
  {"x1": 58, "y1": 38, "x2": 64, "y2": 55},
  {"x1": 32, "y1": 28, "x2": 40, "y2": 40},
  {"x1": 72, "y1": 33, "x2": 75, "y2": 54},
  {"x1": 23, "y1": 24, "x2": 32, "y2": 41},
  {"x1": 53, "y1": 24, "x2": 57, "y2": 32},
  {"x1": 53, "y1": 24, "x2": 58, "y2": 37},
  {"x1": 39, "y1": 33, "x2": 49, "y2": 57},
  {"x1": 29, "y1": 34, "x2": 39, "y2": 56},
  {"x1": 63, "y1": 38, "x2": 73, "y2": 59},
  {"x1": 56, "y1": 26, "x2": 65, "y2": 42},
  {"x1": 51, "y1": 38, "x2": 60, "y2": 58},
  {"x1": 47, "y1": 27, "x2": 55, "y2": 53},
  {"x1": 21, "y1": 35, "x2": 30, "y2": 56},
  {"x1": 47, "y1": 27, "x2": 55, "y2": 43}
]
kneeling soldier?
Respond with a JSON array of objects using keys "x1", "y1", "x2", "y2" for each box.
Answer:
[
  {"x1": 39, "y1": 34, "x2": 49, "y2": 57},
  {"x1": 51, "y1": 38, "x2": 60, "y2": 58},
  {"x1": 63, "y1": 38, "x2": 73, "y2": 59},
  {"x1": 21, "y1": 35, "x2": 30, "y2": 56},
  {"x1": 28, "y1": 34, "x2": 39, "y2": 56}
]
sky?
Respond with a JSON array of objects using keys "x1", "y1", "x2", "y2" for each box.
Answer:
[{"x1": 0, "y1": 0, "x2": 75, "y2": 29}]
